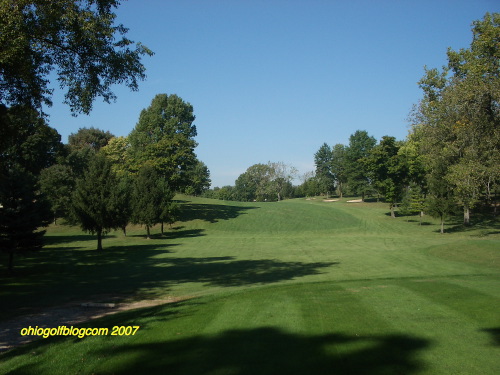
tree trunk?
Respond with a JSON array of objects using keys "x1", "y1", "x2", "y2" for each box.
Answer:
[
  {"x1": 146, "y1": 225, "x2": 151, "y2": 239},
  {"x1": 440, "y1": 215, "x2": 444, "y2": 234},
  {"x1": 464, "y1": 206, "x2": 470, "y2": 226},
  {"x1": 161, "y1": 222, "x2": 164, "y2": 235},
  {"x1": 339, "y1": 183, "x2": 343, "y2": 199},
  {"x1": 97, "y1": 229, "x2": 103, "y2": 250},
  {"x1": 122, "y1": 226, "x2": 127, "y2": 237},
  {"x1": 390, "y1": 204, "x2": 396, "y2": 218}
]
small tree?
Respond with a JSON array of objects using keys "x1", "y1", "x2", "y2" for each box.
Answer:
[
  {"x1": 71, "y1": 154, "x2": 126, "y2": 250},
  {"x1": 131, "y1": 166, "x2": 164, "y2": 239},
  {"x1": 40, "y1": 164, "x2": 75, "y2": 224}
]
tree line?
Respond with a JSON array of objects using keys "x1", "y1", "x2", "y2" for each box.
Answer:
[
  {"x1": 205, "y1": 13, "x2": 500, "y2": 234},
  {"x1": 1, "y1": 93, "x2": 210, "y2": 271}
]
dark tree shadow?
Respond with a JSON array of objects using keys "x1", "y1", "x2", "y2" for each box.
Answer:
[
  {"x1": 444, "y1": 212, "x2": 500, "y2": 235},
  {"x1": 482, "y1": 328, "x2": 500, "y2": 346},
  {"x1": 102, "y1": 328, "x2": 428, "y2": 375},
  {"x1": 127, "y1": 229, "x2": 206, "y2": 240},
  {"x1": 179, "y1": 203, "x2": 258, "y2": 223},
  {"x1": 0, "y1": 243, "x2": 337, "y2": 320},
  {"x1": 43, "y1": 234, "x2": 105, "y2": 245}
]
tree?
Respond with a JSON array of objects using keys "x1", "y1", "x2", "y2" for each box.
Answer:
[
  {"x1": 314, "y1": 143, "x2": 335, "y2": 197},
  {"x1": 425, "y1": 168, "x2": 458, "y2": 234},
  {"x1": 411, "y1": 13, "x2": 500, "y2": 225},
  {"x1": 183, "y1": 160, "x2": 211, "y2": 196},
  {"x1": 128, "y1": 94, "x2": 198, "y2": 190},
  {"x1": 71, "y1": 154, "x2": 126, "y2": 250},
  {"x1": 0, "y1": 104, "x2": 63, "y2": 175},
  {"x1": 68, "y1": 127, "x2": 114, "y2": 152},
  {"x1": 0, "y1": 0, "x2": 153, "y2": 114},
  {"x1": 267, "y1": 161, "x2": 297, "y2": 201},
  {"x1": 101, "y1": 136, "x2": 131, "y2": 177},
  {"x1": 330, "y1": 144, "x2": 348, "y2": 198},
  {"x1": 363, "y1": 137, "x2": 409, "y2": 217},
  {"x1": 131, "y1": 166, "x2": 164, "y2": 239},
  {"x1": 345, "y1": 130, "x2": 376, "y2": 201},
  {"x1": 0, "y1": 165, "x2": 51, "y2": 272},
  {"x1": 40, "y1": 164, "x2": 75, "y2": 224},
  {"x1": 66, "y1": 127, "x2": 115, "y2": 175}
]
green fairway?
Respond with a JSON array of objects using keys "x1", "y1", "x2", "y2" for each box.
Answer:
[{"x1": 1, "y1": 197, "x2": 499, "y2": 374}]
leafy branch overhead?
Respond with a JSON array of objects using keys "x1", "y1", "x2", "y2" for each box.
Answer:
[{"x1": 0, "y1": 0, "x2": 153, "y2": 114}]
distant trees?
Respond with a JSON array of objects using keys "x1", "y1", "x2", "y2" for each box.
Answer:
[
  {"x1": 232, "y1": 162, "x2": 296, "y2": 202},
  {"x1": 314, "y1": 143, "x2": 335, "y2": 197},
  {"x1": 331, "y1": 144, "x2": 348, "y2": 198},
  {"x1": 345, "y1": 130, "x2": 377, "y2": 201}
]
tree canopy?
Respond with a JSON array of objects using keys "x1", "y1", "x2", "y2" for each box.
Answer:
[
  {"x1": 128, "y1": 93, "x2": 198, "y2": 190},
  {"x1": 0, "y1": 0, "x2": 153, "y2": 114}
]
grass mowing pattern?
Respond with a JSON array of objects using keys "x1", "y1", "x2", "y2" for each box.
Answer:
[{"x1": 1, "y1": 196, "x2": 499, "y2": 374}]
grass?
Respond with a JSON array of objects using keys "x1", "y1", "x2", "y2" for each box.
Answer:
[{"x1": 1, "y1": 196, "x2": 499, "y2": 374}]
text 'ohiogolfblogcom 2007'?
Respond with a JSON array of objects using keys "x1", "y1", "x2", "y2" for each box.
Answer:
[{"x1": 20, "y1": 325, "x2": 140, "y2": 339}]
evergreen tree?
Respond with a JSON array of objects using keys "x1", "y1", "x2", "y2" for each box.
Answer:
[
  {"x1": 131, "y1": 166, "x2": 164, "y2": 239},
  {"x1": 40, "y1": 164, "x2": 75, "y2": 224},
  {"x1": 71, "y1": 154, "x2": 126, "y2": 250},
  {"x1": 314, "y1": 143, "x2": 335, "y2": 197}
]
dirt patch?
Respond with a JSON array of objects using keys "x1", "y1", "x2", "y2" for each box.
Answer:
[{"x1": 0, "y1": 296, "x2": 191, "y2": 352}]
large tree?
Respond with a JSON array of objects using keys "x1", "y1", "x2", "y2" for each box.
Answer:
[
  {"x1": 411, "y1": 12, "x2": 500, "y2": 225},
  {"x1": 0, "y1": 0, "x2": 153, "y2": 114},
  {"x1": 71, "y1": 154, "x2": 127, "y2": 250},
  {"x1": 128, "y1": 94, "x2": 198, "y2": 190}
]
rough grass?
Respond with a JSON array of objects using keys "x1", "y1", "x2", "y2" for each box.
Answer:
[{"x1": 1, "y1": 196, "x2": 499, "y2": 374}]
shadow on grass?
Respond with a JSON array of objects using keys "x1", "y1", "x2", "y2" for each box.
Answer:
[
  {"x1": 127, "y1": 228, "x2": 206, "y2": 240},
  {"x1": 43, "y1": 234, "x2": 109, "y2": 245},
  {"x1": 179, "y1": 203, "x2": 258, "y2": 223},
  {"x1": 439, "y1": 213, "x2": 500, "y2": 235},
  {"x1": 482, "y1": 328, "x2": 500, "y2": 346},
  {"x1": 2, "y1": 322, "x2": 430, "y2": 375},
  {"x1": 103, "y1": 328, "x2": 428, "y2": 374},
  {"x1": 0, "y1": 243, "x2": 337, "y2": 320}
]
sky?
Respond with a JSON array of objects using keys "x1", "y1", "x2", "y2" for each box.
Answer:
[{"x1": 46, "y1": 0, "x2": 499, "y2": 187}]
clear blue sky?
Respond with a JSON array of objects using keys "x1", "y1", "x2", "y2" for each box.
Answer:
[{"x1": 47, "y1": 0, "x2": 499, "y2": 187}]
